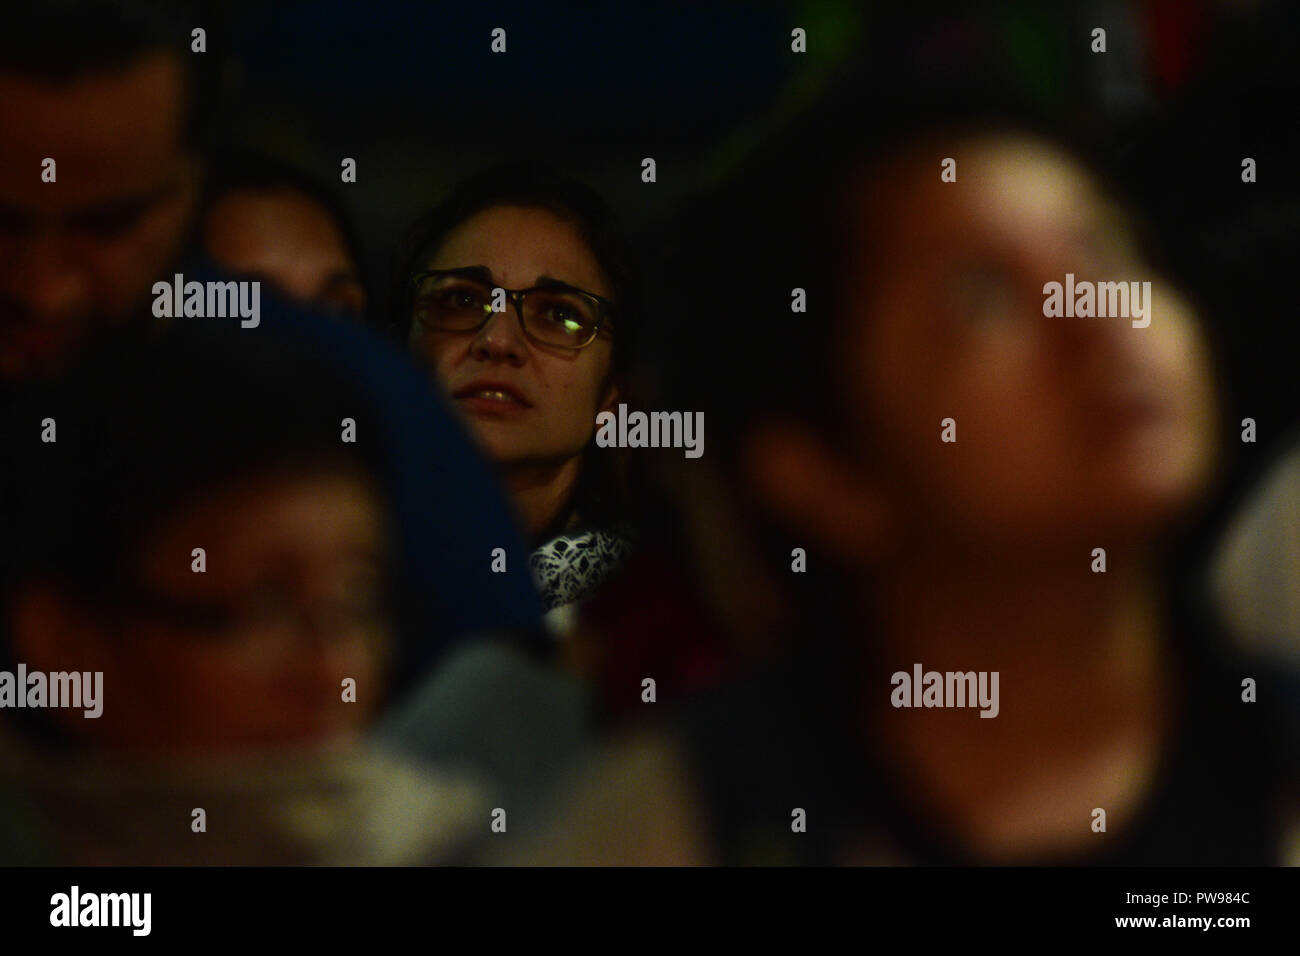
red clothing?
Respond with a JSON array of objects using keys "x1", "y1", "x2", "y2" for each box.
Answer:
[{"x1": 578, "y1": 543, "x2": 741, "y2": 723}]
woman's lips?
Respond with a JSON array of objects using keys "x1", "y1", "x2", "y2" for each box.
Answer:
[{"x1": 451, "y1": 383, "x2": 532, "y2": 414}]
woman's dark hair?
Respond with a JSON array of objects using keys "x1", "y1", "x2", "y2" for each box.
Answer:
[
  {"x1": 201, "y1": 150, "x2": 374, "y2": 323},
  {"x1": 0, "y1": 323, "x2": 392, "y2": 746},
  {"x1": 393, "y1": 161, "x2": 644, "y2": 537}
]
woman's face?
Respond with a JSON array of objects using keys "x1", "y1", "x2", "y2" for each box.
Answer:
[
  {"x1": 409, "y1": 204, "x2": 617, "y2": 468},
  {"x1": 203, "y1": 188, "x2": 367, "y2": 316},
  {"x1": 839, "y1": 133, "x2": 1220, "y2": 549}
]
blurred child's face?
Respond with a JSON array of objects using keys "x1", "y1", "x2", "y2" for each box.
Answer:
[
  {"x1": 838, "y1": 133, "x2": 1219, "y2": 551},
  {"x1": 25, "y1": 470, "x2": 392, "y2": 754}
]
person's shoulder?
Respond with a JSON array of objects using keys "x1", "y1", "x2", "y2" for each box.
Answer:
[
  {"x1": 475, "y1": 727, "x2": 717, "y2": 866},
  {"x1": 377, "y1": 635, "x2": 593, "y2": 809}
]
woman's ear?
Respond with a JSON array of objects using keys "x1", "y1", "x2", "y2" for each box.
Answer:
[
  {"x1": 743, "y1": 419, "x2": 898, "y2": 566},
  {"x1": 598, "y1": 378, "x2": 621, "y2": 415}
]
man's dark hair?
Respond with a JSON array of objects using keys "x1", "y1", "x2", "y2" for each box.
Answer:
[{"x1": 0, "y1": 0, "x2": 223, "y2": 151}]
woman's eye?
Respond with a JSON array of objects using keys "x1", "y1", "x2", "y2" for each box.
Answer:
[
  {"x1": 543, "y1": 306, "x2": 589, "y2": 334},
  {"x1": 448, "y1": 290, "x2": 483, "y2": 309}
]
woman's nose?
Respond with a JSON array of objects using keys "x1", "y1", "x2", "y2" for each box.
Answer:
[{"x1": 470, "y1": 305, "x2": 528, "y2": 363}]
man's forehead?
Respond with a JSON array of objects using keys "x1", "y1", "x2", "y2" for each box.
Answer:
[{"x1": 0, "y1": 51, "x2": 189, "y2": 209}]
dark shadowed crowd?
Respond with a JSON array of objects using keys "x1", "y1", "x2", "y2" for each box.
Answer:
[{"x1": 1, "y1": 1, "x2": 1297, "y2": 866}]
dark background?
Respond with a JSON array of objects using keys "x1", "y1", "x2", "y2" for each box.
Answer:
[{"x1": 210, "y1": 0, "x2": 1300, "y2": 467}]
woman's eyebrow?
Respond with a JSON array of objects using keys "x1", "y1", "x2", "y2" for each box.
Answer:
[
  {"x1": 440, "y1": 264, "x2": 496, "y2": 283},
  {"x1": 532, "y1": 275, "x2": 586, "y2": 293},
  {"x1": 439, "y1": 267, "x2": 594, "y2": 294}
]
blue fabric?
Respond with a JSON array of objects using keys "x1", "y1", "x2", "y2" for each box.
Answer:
[{"x1": 185, "y1": 258, "x2": 544, "y2": 699}]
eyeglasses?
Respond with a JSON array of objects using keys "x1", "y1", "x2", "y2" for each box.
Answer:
[
  {"x1": 108, "y1": 577, "x2": 389, "y2": 648},
  {"x1": 409, "y1": 268, "x2": 614, "y2": 350}
]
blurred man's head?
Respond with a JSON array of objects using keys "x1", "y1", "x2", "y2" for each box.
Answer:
[
  {"x1": 1, "y1": 325, "x2": 395, "y2": 754},
  {"x1": 0, "y1": 1, "x2": 216, "y2": 385}
]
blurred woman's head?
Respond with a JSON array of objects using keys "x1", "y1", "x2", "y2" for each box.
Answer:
[
  {"x1": 399, "y1": 163, "x2": 640, "y2": 535},
  {"x1": 783, "y1": 130, "x2": 1218, "y2": 564},
  {"x1": 0, "y1": 325, "x2": 395, "y2": 753},
  {"x1": 662, "y1": 74, "x2": 1225, "y2": 595},
  {"x1": 201, "y1": 151, "x2": 370, "y2": 319}
]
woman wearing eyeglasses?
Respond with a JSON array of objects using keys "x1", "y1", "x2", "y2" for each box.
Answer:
[{"x1": 399, "y1": 163, "x2": 639, "y2": 622}]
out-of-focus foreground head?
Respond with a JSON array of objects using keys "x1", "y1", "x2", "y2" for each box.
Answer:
[
  {"x1": 771, "y1": 130, "x2": 1218, "y2": 564},
  {"x1": 660, "y1": 66, "x2": 1225, "y2": 586},
  {"x1": 0, "y1": 324, "x2": 394, "y2": 755}
]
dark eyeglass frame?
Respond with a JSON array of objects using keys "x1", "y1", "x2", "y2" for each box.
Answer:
[
  {"x1": 101, "y1": 576, "x2": 391, "y2": 641},
  {"x1": 409, "y1": 267, "x2": 615, "y2": 350}
]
